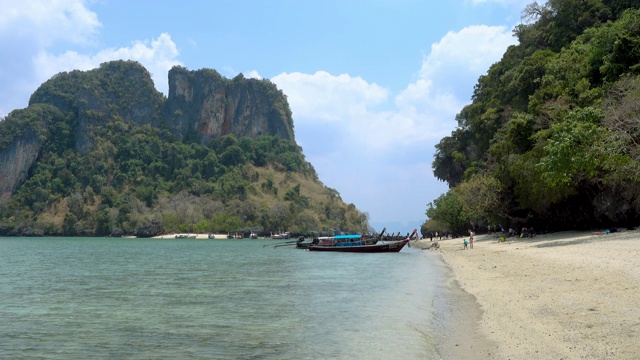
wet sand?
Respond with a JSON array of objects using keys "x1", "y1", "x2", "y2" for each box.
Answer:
[{"x1": 419, "y1": 230, "x2": 640, "y2": 359}]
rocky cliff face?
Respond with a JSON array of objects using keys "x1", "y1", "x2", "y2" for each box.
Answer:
[
  {"x1": 0, "y1": 104, "x2": 62, "y2": 200},
  {"x1": 165, "y1": 67, "x2": 294, "y2": 143},
  {"x1": 0, "y1": 61, "x2": 296, "y2": 198},
  {"x1": 29, "y1": 61, "x2": 166, "y2": 154},
  {"x1": 0, "y1": 135, "x2": 42, "y2": 198}
]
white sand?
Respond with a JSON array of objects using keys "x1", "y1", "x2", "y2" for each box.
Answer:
[
  {"x1": 153, "y1": 233, "x2": 222, "y2": 239},
  {"x1": 424, "y1": 230, "x2": 640, "y2": 359}
]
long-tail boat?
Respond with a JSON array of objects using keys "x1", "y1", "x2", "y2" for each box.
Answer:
[{"x1": 307, "y1": 229, "x2": 417, "y2": 253}]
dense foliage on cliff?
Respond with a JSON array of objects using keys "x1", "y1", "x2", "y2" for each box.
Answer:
[
  {"x1": 0, "y1": 62, "x2": 369, "y2": 236},
  {"x1": 428, "y1": 0, "x2": 640, "y2": 234}
]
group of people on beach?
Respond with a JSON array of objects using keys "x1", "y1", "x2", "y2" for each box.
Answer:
[
  {"x1": 462, "y1": 225, "x2": 541, "y2": 249},
  {"x1": 424, "y1": 230, "x2": 450, "y2": 241}
]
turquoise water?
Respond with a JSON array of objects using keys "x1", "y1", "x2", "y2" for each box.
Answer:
[{"x1": 0, "y1": 237, "x2": 480, "y2": 359}]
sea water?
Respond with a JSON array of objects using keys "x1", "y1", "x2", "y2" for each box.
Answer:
[{"x1": 0, "y1": 237, "x2": 485, "y2": 359}]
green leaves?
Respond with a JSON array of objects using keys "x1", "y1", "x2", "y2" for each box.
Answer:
[
  {"x1": 596, "y1": 9, "x2": 640, "y2": 82},
  {"x1": 0, "y1": 59, "x2": 369, "y2": 236},
  {"x1": 454, "y1": 174, "x2": 503, "y2": 225},
  {"x1": 425, "y1": 191, "x2": 466, "y2": 234},
  {"x1": 429, "y1": 4, "x2": 640, "y2": 230},
  {"x1": 538, "y1": 107, "x2": 603, "y2": 188}
]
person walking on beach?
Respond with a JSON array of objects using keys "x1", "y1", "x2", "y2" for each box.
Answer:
[{"x1": 468, "y1": 228, "x2": 474, "y2": 249}]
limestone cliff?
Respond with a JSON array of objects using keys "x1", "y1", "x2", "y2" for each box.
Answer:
[
  {"x1": 165, "y1": 67, "x2": 294, "y2": 142},
  {"x1": 0, "y1": 60, "x2": 296, "y2": 198},
  {"x1": 29, "y1": 61, "x2": 165, "y2": 154},
  {"x1": 0, "y1": 104, "x2": 62, "y2": 198},
  {"x1": 0, "y1": 135, "x2": 42, "y2": 198}
]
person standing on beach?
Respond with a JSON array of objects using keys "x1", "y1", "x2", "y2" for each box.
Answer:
[{"x1": 468, "y1": 229, "x2": 474, "y2": 249}]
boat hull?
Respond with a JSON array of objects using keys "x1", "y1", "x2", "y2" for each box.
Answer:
[{"x1": 308, "y1": 239, "x2": 409, "y2": 253}]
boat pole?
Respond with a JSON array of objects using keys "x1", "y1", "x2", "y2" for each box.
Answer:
[{"x1": 263, "y1": 240, "x2": 297, "y2": 247}]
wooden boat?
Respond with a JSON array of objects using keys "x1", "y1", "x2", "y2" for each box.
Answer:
[
  {"x1": 265, "y1": 239, "x2": 299, "y2": 248},
  {"x1": 308, "y1": 238, "x2": 409, "y2": 253},
  {"x1": 307, "y1": 229, "x2": 417, "y2": 253},
  {"x1": 270, "y1": 231, "x2": 290, "y2": 239},
  {"x1": 295, "y1": 236, "x2": 319, "y2": 249},
  {"x1": 297, "y1": 229, "x2": 384, "y2": 250}
]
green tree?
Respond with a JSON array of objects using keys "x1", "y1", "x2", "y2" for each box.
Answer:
[
  {"x1": 62, "y1": 213, "x2": 78, "y2": 236},
  {"x1": 454, "y1": 175, "x2": 503, "y2": 226},
  {"x1": 0, "y1": 60, "x2": 370, "y2": 236},
  {"x1": 425, "y1": 191, "x2": 467, "y2": 234},
  {"x1": 220, "y1": 145, "x2": 246, "y2": 167},
  {"x1": 538, "y1": 107, "x2": 604, "y2": 188}
]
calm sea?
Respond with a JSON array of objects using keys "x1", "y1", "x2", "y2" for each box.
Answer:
[{"x1": 0, "y1": 237, "x2": 484, "y2": 359}]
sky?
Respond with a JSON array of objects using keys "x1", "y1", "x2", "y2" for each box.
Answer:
[{"x1": 0, "y1": 0, "x2": 535, "y2": 234}]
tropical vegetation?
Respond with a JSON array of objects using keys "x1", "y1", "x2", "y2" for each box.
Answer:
[
  {"x1": 426, "y1": 0, "x2": 640, "y2": 235},
  {"x1": 0, "y1": 64, "x2": 369, "y2": 237}
]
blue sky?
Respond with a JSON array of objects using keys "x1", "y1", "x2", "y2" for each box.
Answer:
[{"x1": 0, "y1": 0, "x2": 535, "y2": 233}]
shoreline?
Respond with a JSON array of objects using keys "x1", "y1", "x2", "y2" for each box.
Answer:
[
  {"x1": 150, "y1": 233, "x2": 267, "y2": 239},
  {"x1": 424, "y1": 230, "x2": 640, "y2": 359},
  {"x1": 152, "y1": 233, "x2": 225, "y2": 239}
]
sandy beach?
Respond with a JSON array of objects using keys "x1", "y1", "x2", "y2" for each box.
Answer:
[
  {"x1": 152, "y1": 233, "x2": 232, "y2": 239},
  {"x1": 421, "y1": 230, "x2": 640, "y2": 359}
]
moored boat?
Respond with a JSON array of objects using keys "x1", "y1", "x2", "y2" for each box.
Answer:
[
  {"x1": 308, "y1": 239, "x2": 409, "y2": 253},
  {"x1": 295, "y1": 236, "x2": 319, "y2": 249},
  {"x1": 270, "y1": 231, "x2": 290, "y2": 239},
  {"x1": 307, "y1": 229, "x2": 417, "y2": 253}
]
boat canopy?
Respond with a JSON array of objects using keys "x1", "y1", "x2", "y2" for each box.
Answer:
[{"x1": 334, "y1": 234, "x2": 362, "y2": 240}]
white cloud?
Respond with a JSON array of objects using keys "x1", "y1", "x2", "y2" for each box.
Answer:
[
  {"x1": 0, "y1": 0, "x2": 102, "y2": 116},
  {"x1": 394, "y1": 24, "x2": 518, "y2": 129},
  {"x1": 0, "y1": 1, "x2": 520, "y2": 229},
  {"x1": 245, "y1": 70, "x2": 263, "y2": 80},
  {"x1": 0, "y1": 0, "x2": 181, "y2": 117},
  {"x1": 0, "y1": 0, "x2": 101, "y2": 46},
  {"x1": 418, "y1": 25, "x2": 517, "y2": 96},
  {"x1": 272, "y1": 25, "x2": 516, "y2": 153},
  {"x1": 34, "y1": 33, "x2": 182, "y2": 94},
  {"x1": 273, "y1": 71, "x2": 388, "y2": 123},
  {"x1": 429, "y1": 25, "x2": 516, "y2": 73},
  {"x1": 271, "y1": 24, "x2": 517, "y2": 224}
]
